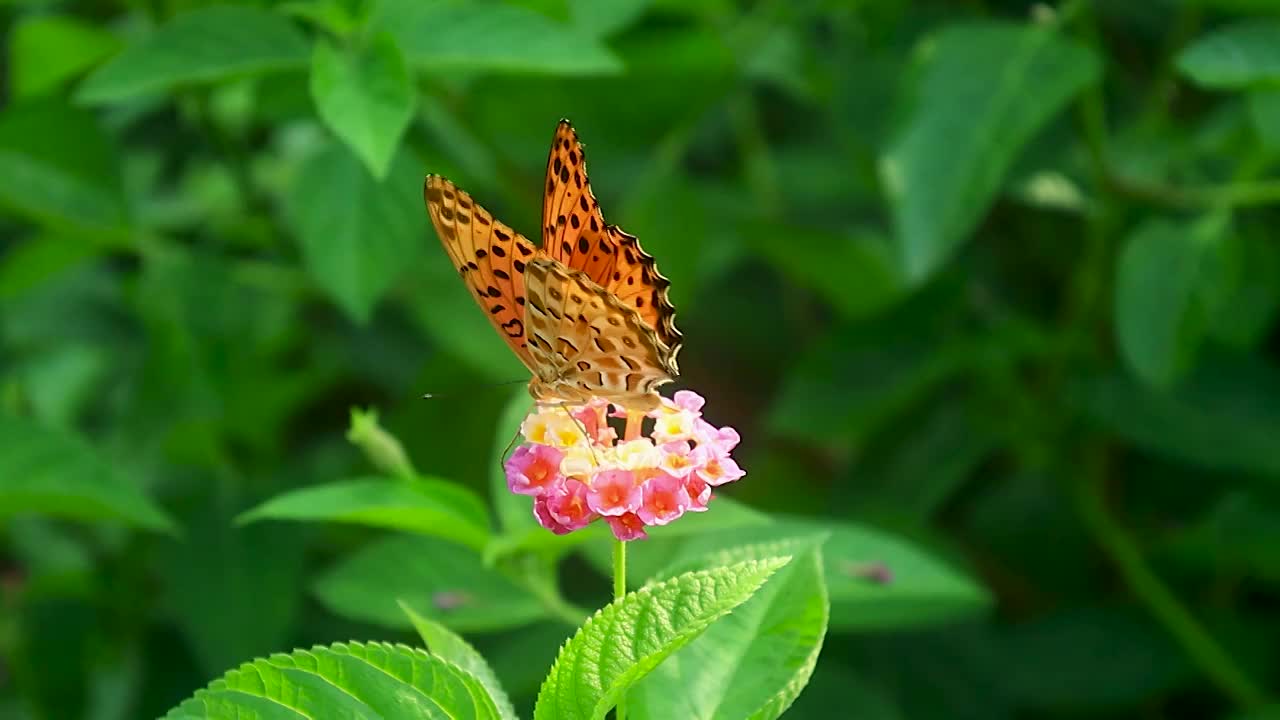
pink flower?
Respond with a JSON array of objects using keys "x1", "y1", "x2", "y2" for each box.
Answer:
[
  {"x1": 533, "y1": 496, "x2": 572, "y2": 534},
  {"x1": 545, "y1": 478, "x2": 596, "y2": 531},
  {"x1": 658, "y1": 441, "x2": 697, "y2": 478},
  {"x1": 694, "y1": 449, "x2": 746, "y2": 486},
  {"x1": 693, "y1": 418, "x2": 739, "y2": 456},
  {"x1": 685, "y1": 476, "x2": 711, "y2": 512},
  {"x1": 638, "y1": 473, "x2": 690, "y2": 526},
  {"x1": 587, "y1": 470, "x2": 642, "y2": 516},
  {"x1": 507, "y1": 389, "x2": 742, "y2": 540},
  {"x1": 672, "y1": 390, "x2": 705, "y2": 414},
  {"x1": 571, "y1": 400, "x2": 617, "y2": 446},
  {"x1": 606, "y1": 512, "x2": 648, "y2": 541},
  {"x1": 505, "y1": 444, "x2": 565, "y2": 496}
]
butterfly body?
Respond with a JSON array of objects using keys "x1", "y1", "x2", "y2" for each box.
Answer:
[{"x1": 425, "y1": 121, "x2": 680, "y2": 412}]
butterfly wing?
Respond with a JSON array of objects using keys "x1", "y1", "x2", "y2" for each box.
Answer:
[
  {"x1": 541, "y1": 120, "x2": 683, "y2": 356},
  {"x1": 425, "y1": 174, "x2": 539, "y2": 370},
  {"x1": 523, "y1": 256, "x2": 675, "y2": 408}
]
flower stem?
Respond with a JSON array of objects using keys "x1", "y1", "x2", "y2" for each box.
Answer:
[
  {"x1": 1075, "y1": 448, "x2": 1270, "y2": 710},
  {"x1": 613, "y1": 537, "x2": 627, "y2": 602},
  {"x1": 613, "y1": 537, "x2": 628, "y2": 720}
]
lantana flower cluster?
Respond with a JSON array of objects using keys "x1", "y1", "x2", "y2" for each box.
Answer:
[{"x1": 504, "y1": 391, "x2": 744, "y2": 541}]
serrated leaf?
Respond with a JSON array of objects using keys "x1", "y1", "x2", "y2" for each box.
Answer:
[
  {"x1": 1115, "y1": 216, "x2": 1230, "y2": 388},
  {"x1": 880, "y1": 22, "x2": 1100, "y2": 281},
  {"x1": 310, "y1": 33, "x2": 415, "y2": 179},
  {"x1": 77, "y1": 6, "x2": 309, "y2": 103},
  {"x1": 162, "y1": 641, "x2": 502, "y2": 719},
  {"x1": 284, "y1": 140, "x2": 424, "y2": 323},
  {"x1": 534, "y1": 557, "x2": 790, "y2": 720},
  {"x1": 401, "y1": 601, "x2": 518, "y2": 720},
  {"x1": 237, "y1": 476, "x2": 491, "y2": 551},
  {"x1": 373, "y1": 0, "x2": 623, "y2": 74},
  {"x1": 10, "y1": 14, "x2": 122, "y2": 99},
  {"x1": 0, "y1": 101, "x2": 127, "y2": 230},
  {"x1": 315, "y1": 535, "x2": 548, "y2": 633},
  {"x1": 1177, "y1": 21, "x2": 1280, "y2": 89},
  {"x1": 0, "y1": 414, "x2": 175, "y2": 531},
  {"x1": 633, "y1": 538, "x2": 829, "y2": 720}
]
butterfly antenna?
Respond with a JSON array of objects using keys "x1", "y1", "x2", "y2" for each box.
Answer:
[{"x1": 423, "y1": 378, "x2": 526, "y2": 399}]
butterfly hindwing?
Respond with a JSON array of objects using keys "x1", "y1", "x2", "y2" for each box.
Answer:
[
  {"x1": 424, "y1": 175, "x2": 539, "y2": 370},
  {"x1": 523, "y1": 256, "x2": 674, "y2": 406}
]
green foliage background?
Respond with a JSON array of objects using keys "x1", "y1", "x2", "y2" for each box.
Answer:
[{"x1": 3, "y1": 0, "x2": 1280, "y2": 717}]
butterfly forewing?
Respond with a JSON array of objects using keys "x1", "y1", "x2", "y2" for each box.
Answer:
[
  {"x1": 541, "y1": 121, "x2": 683, "y2": 355},
  {"x1": 424, "y1": 175, "x2": 539, "y2": 370},
  {"x1": 523, "y1": 256, "x2": 674, "y2": 408}
]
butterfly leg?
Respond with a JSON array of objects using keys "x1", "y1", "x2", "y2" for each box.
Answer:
[
  {"x1": 496, "y1": 400, "x2": 538, "y2": 472},
  {"x1": 535, "y1": 401, "x2": 602, "y2": 468}
]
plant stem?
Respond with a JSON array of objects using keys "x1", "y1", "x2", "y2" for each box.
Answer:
[
  {"x1": 613, "y1": 537, "x2": 628, "y2": 720},
  {"x1": 613, "y1": 537, "x2": 627, "y2": 602},
  {"x1": 1075, "y1": 449, "x2": 1270, "y2": 710}
]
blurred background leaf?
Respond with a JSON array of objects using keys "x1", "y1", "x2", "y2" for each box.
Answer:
[{"x1": 4, "y1": 0, "x2": 1280, "y2": 717}]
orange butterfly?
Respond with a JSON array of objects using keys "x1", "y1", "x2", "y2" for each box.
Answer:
[{"x1": 424, "y1": 121, "x2": 682, "y2": 412}]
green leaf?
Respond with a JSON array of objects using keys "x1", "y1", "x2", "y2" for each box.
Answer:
[
  {"x1": 9, "y1": 14, "x2": 122, "y2": 99},
  {"x1": 405, "y1": 252, "x2": 529, "y2": 379},
  {"x1": 817, "y1": 520, "x2": 990, "y2": 631},
  {"x1": 237, "y1": 476, "x2": 491, "y2": 551},
  {"x1": 284, "y1": 140, "x2": 424, "y2": 323},
  {"x1": 1249, "y1": 88, "x2": 1280, "y2": 151},
  {"x1": 162, "y1": 641, "x2": 502, "y2": 719},
  {"x1": 649, "y1": 520, "x2": 990, "y2": 632},
  {"x1": 1074, "y1": 358, "x2": 1280, "y2": 478},
  {"x1": 633, "y1": 539, "x2": 828, "y2": 720},
  {"x1": 1167, "y1": 491, "x2": 1280, "y2": 584},
  {"x1": 767, "y1": 287, "x2": 978, "y2": 443},
  {"x1": 533, "y1": 557, "x2": 790, "y2": 720},
  {"x1": 0, "y1": 234, "x2": 100, "y2": 301},
  {"x1": 163, "y1": 504, "x2": 305, "y2": 676},
  {"x1": 743, "y1": 223, "x2": 903, "y2": 320},
  {"x1": 1177, "y1": 21, "x2": 1280, "y2": 89},
  {"x1": 15, "y1": 343, "x2": 108, "y2": 428},
  {"x1": 0, "y1": 414, "x2": 175, "y2": 531},
  {"x1": 568, "y1": 0, "x2": 652, "y2": 37},
  {"x1": 77, "y1": 6, "x2": 310, "y2": 103},
  {"x1": 880, "y1": 22, "x2": 1100, "y2": 281},
  {"x1": 0, "y1": 101, "x2": 126, "y2": 230},
  {"x1": 400, "y1": 602, "x2": 519, "y2": 720},
  {"x1": 995, "y1": 607, "x2": 1192, "y2": 710},
  {"x1": 310, "y1": 33, "x2": 415, "y2": 179},
  {"x1": 1206, "y1": 230, "x2": 1280, "y2": 349},
  {"x1": 314, "y1": 535, "x2": 548, "y2": 632},
  {"x1": 281, "y1": 0, "x2": 370, "y2": 37},
  {"x1": 373, "y1": 0, "x2": 623, "y2": 75},
  {"x1": 1115, "y1": 216, "x2": 1230, "y2": 388}
]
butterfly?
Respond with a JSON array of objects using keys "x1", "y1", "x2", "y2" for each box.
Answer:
[{"x1": 424, "y1": 120, "x2": 682, "y2": 412}]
